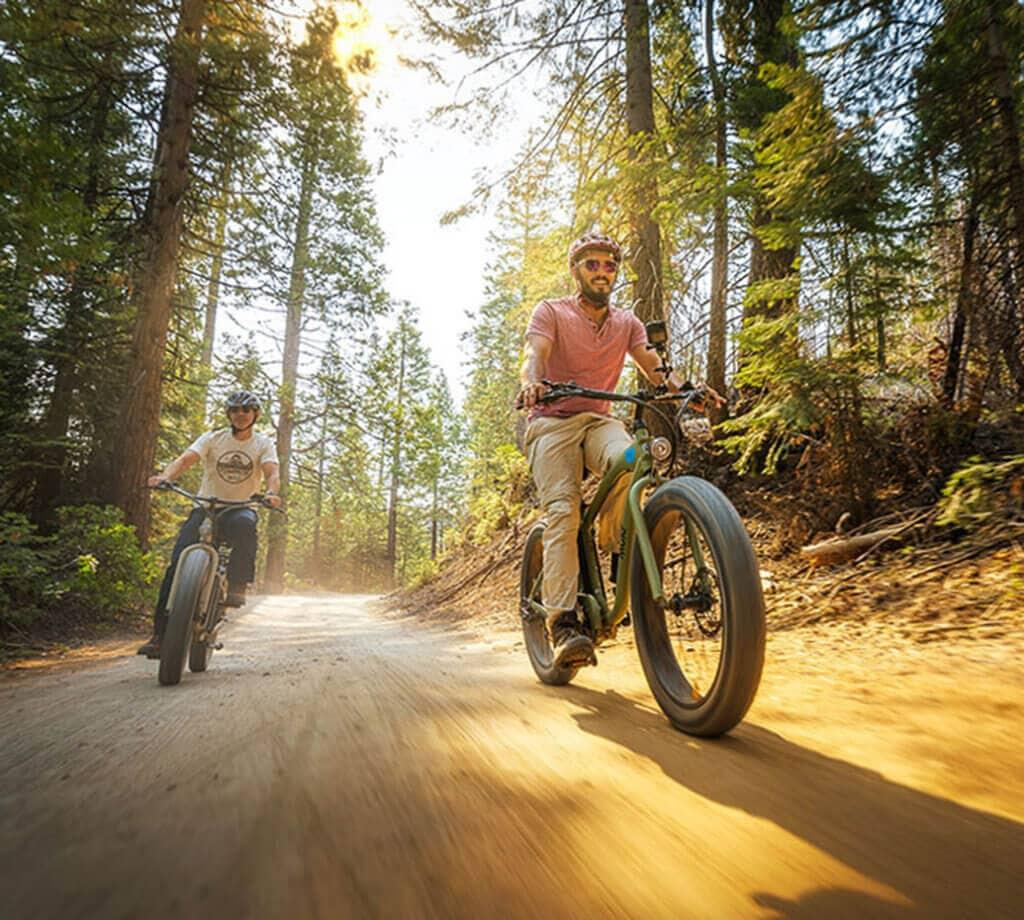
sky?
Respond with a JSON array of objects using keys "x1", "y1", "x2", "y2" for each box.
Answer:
[{"x1": 338, "y1": 0, "x2": 541, "y2": 401}]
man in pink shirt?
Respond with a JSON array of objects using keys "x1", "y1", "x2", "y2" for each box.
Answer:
[{"x1": 517, "y1": 231, "x2": 686, "y2": 668}]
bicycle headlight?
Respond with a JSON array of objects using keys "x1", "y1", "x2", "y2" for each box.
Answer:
[{"x1": 650, "y1": 436, "x2": 673, "y2": 462}]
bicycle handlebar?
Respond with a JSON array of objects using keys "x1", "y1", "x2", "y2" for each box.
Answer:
[
  {"x1": 533, "y1": 380, "x2": 705, "y2": 410},
  {"x1": 150, "y1": 480, "x2": 284, "y2": 513}
]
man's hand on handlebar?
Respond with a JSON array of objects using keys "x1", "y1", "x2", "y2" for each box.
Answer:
[
  {"x1": 147, "y1": 474, "x2": 171, "y2": 489},
  {"x1": 688, "y1": 384, "x2": 726, "y2": 415},
  {"x1": 515, "y1": 380, "x2": 549, "y2": 411}
]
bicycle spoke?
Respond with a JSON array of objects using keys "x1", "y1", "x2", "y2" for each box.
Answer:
[{"x1": 660, "y1": 511, "x2": 725, "y2": 705}]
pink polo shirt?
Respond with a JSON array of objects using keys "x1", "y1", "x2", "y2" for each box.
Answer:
[{"x1": 526, "y1": 294, "x2": 647, "y2": 418}]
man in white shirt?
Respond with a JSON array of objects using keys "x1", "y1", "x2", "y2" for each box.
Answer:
[{"x1": 137, "y1": 391, "x2": 281, "y2": 658}]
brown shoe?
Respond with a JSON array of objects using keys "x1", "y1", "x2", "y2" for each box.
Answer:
[
  {"x1": 136, "y1": 635, "x2": 161, "y2": 659},
  {"x1": 224, "y1": 584, "x2": 247, "y2": 608},
  {"x1": 549, "y1": 612, "x2": 595, "y2": 668}
]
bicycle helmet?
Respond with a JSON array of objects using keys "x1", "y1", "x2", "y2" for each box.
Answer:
[
  {"x1": 225, "y1": 390, "x2": 261, "y2": 413},
  {"x1": 567, "y1": 231, "x2": 622, "y2": 270}
]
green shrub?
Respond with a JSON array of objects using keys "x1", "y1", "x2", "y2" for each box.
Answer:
[
  {"x1": 718, "y1": 316, "x2": 878, "y2": 517},
  {"x1": 52, "y1": 505, "x2": 159, "y2": 618},
  {"x1": 0, "y1": 513, "x2": 52, "y2": 627},
  {"x1": 937, "y1": 455, "x2": 1024, "y2": 527},
  {"x1": 0, "y1": 505, "x2": 157, "y2": 632}
]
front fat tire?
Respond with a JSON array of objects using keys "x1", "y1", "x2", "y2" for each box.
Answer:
[
  {"x1": 631, "y1": 477, "x2": 765, "y2": 736},
  {"x1": 520, "y1": 523, "x2": 579, "y2": 686},
  {"x1": 158, "y1": 552, "x2": 211, "y2": 686}
]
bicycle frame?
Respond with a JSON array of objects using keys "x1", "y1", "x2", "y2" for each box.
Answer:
[{"x1": 524, "y1": 403, "x2": 713, "y2": 643}]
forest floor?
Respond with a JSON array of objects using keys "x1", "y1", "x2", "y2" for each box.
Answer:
[
  {"x1": 0, "y1": 609, "x2": 150, "y2": 670},
  {"x1": 393, "y1": 489, "x2": 1024, "y2": 659}
]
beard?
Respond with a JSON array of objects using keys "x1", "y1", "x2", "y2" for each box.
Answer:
[{"x1": 578, "y1": 276, "x2": 611, "y2": 307}]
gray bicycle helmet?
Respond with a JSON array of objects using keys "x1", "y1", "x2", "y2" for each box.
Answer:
[{"x1": 225, "y1": 390, "x2": 261, "y2": 413}]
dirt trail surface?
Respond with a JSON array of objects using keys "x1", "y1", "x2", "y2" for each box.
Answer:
[{"x1": 2, "y1": 594, "x2": 1022, "y2": 919}]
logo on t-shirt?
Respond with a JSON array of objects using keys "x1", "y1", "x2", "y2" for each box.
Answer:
[{"x1": 217, "y1": 450, "x2": 254, "y2": 484}]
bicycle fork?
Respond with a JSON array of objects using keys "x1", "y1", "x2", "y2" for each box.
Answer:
[{"x1": 165, "y1": 542, "x2": 221, "y2": 642}]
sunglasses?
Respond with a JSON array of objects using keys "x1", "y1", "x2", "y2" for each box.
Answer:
[{"x1": 580, "y1": 258, "x2": 619, "y2": 274}]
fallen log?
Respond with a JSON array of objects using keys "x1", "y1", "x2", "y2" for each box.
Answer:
[{"x1": 800, "y1": 526, "x2": 906, "y2": 566}]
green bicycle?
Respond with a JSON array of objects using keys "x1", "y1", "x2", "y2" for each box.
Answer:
[{"x1": 519, "y1": 329, "x2": 766, "y2": 736}]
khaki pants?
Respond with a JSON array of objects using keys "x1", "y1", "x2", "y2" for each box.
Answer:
[{"x1": 524, "y1": 413, "x2": 633, "y2": 616}]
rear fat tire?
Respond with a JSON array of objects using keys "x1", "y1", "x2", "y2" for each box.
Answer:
[
  {"x1": 188, "y1": 638, "x2": 212, "y2": 673},
  {"x1": 520, "y1": 523, "x2": 579, "y2": 686},
  {"x1": 630, "y1": 477, "x2": 765, "y2": 736},
  {"x1": 159, "y1": 552, "x2": 211, "y2": 686},
  {"x1": 188, "y1": 578, "x2": 221, "y2": 673}
]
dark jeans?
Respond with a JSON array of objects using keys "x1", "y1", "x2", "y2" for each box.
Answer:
[{"x1": 152, "y1": 507, "x2": 258, "y2": 636}]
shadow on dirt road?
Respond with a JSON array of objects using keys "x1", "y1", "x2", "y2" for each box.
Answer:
[{"x1": 563, "y1": 684, "x2": 1021, "y2": 918}]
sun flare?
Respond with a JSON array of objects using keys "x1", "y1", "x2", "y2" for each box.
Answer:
[{"x1": 331, "y1": 1, "x2": 390, "y2": 94}]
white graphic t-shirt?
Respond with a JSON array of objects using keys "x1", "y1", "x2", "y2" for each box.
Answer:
[{"x1": 187, "y1": 429, "x2": 279, "y2": 501}]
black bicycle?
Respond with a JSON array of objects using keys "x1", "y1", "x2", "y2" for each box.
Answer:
[{"x1": 152, "y1": 482, "x2": 280, "y2": 686}]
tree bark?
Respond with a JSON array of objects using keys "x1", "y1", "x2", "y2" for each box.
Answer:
[
  {"x1": 841, "y1": 235, "x2": 857, "y2": 348},
  {"x1": 264, "y1": 151, "x2": 316, "y2": 592},
  {"x1": 112, "y1": 0, "x2": 207, "y2": 544},
  {"x1": 386, "y1": 332, "x2": 407, "y2": 582},
  {"x1": 312, "y1": 409, "x2": 327, "y2": 585},
  {"x1": 430, "y1": 476, "x2": 439, "y2": 561},
  {"x1": 985, "y1": 2, "x2": 1024, "y2": 272},
  {"x1": 200, "y1": 160, "x2": 232, "y2": 416},
  {"x1": 624, "y1": 0, "x2": 663, "y2": 324},
  {"x1": 984, "y1": 1, "x2": 1024, "y2": 394},
  {"x1": 737, "y1": 0, "x2": 800, "y2": 354},
  {"x1": 705, "y1": 0, "x2": 729, "y2": 408},
  {"x1": 943, "y1": 192, "x2": 978, "y2": 405}
]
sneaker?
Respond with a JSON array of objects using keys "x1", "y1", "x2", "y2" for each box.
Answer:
[
  {"x1": 549, "y1": 612, "x2": 595, "y2": 668},
  {"x1": 136, "y1": 635, "x2": 162, "y2": 659},
  {"x1": 224, "y1": 584, "x2": 247, "y2": 608}
]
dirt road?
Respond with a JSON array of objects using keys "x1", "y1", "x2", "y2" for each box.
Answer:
[{"x1": 1, "y1": 594, "x2": 1021, "y2": 919}]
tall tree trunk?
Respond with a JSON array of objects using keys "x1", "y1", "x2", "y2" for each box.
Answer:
[
  {"x1": 943, "y1": 193, "x2": 978, "y2": 405},
  {"x1": 841, "y1": 235, "x2": 858, "y2": 347},
  {"x1": 984, "y1": 1, "x2": 1024, "y2": 392},
  {"x1": 746, "y1": 205, "x2": 798, "y2": 320},
  {"x1": 265, "y1": 152, "x2": 316, "y2": 592},
  {"x1": 200, "y1": 160, "x2": 232, "y2": 417},
  {"x1": 737, "y1": 0, "x2": 800, "y2": 356},
  {"x1": 985, "y1": 1, "x2": 1024, "y2": 268},
  {"x1": 624, "y1": 0, "x2": 663, "y2": 324},
  {"x1": 312, "y1": 409, "x2": 327, "y2": 585},
  {"x1": 386, "y1": 335, "x2": 407, "y2": 581},
  {"x1": 112, "y1": 0, "x2": 207, "y2": 543},
  {"x1": 33, "y1": 76, "x2": 115, "y2": 519},
  {"x1": 705, "y1": 0, "x2": 729, "y2": 406},
  {"x1": 430, "y1": 476, "x2": 439, "y2": 561}
]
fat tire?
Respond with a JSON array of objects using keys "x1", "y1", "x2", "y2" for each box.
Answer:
[
  {"x1": 159, "y1": 552, "x2": 210, "y2": 686},
  {"x1": 520, "y1": 523, "x2": 579, "y2": 686},
  {"x1": 630, "y1": 476, "x2": 765, "y2": 736},
  {"x1": 188, "y1": 587, "x2": 216, "y2": 673}
]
